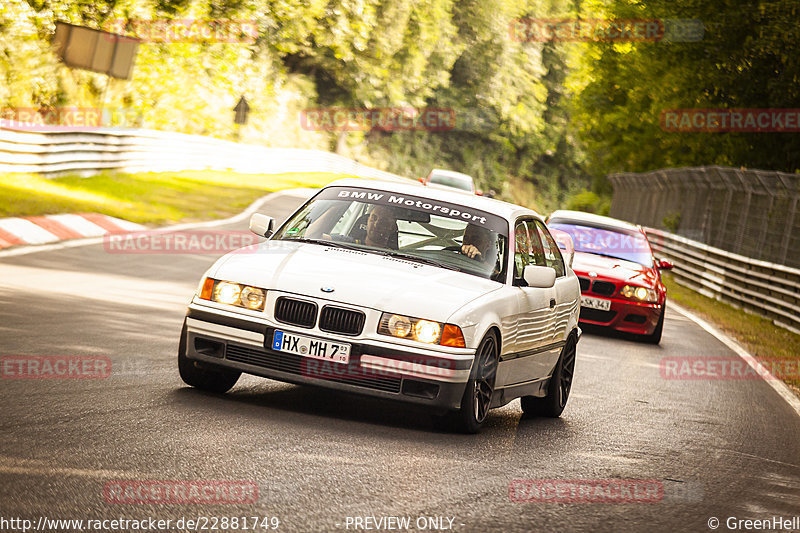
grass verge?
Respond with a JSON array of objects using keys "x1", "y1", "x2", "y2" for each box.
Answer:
[
  {"x1": 664, "y1": 274, "x2": 800, "y2": 394},
  {"x1": 0, "y1": 170, "x2": 352, "y2": 225}
]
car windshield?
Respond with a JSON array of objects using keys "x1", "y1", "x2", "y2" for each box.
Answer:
[
  {"x1": 273, "y1": 186, "x2": 508, "y2": 281},
  {"x1": 429, "y1": 173, "x2": 473, "y2": 191},
  {"x1": 547, "y1": 222, "x2": 653, "y2": 267}
]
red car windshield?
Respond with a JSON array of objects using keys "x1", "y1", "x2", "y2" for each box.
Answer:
[{"x1": 547, "y1": 222, "x2": 653, "y2": 268}]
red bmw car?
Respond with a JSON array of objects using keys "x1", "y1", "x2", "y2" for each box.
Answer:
[{"x1": 547, "y1": 210, "x2": 673, "y2": 344}]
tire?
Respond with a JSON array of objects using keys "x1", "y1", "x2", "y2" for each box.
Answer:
[
  {"x1": 436, "y1": 332, "x2": 499, "y2": 434},
  {"x1": 642, "y1": 305, "x2": 665, "y2": 345},
  {"x1": 521, "y1": 334, "x2": 576, "y2": 418},
  {"x1": 178, "y1": 324, "x2": 240, "y2": 393}
]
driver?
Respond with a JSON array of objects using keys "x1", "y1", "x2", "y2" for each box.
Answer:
[
  {"x1": 461, "y1": 223, "x2": 493, "y2": 261},
  {"x1": 364, "y1": 205, "x2": 399, "y2": 249}
]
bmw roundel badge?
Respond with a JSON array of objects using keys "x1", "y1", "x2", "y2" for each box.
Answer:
[{"x1": 320, "y1": 287, "x2": 335, "y2": 293}]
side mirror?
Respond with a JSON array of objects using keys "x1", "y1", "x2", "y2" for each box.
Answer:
[
  {"x1": 523, "y1": 265, "x2": 556, "y2": 288},
  {"x1": 657, "y1": 258, "x2": 674, "y2": 270},
  {"x1": 249, "y1": 213, "x2": 275, "y2": 238}
]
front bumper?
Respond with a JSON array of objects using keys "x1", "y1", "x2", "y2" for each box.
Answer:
[
  {"x1": 182, "y1": 305, "x2": 474, "y2": 410},
  {"x1": 578, "y1": 297, "x2": 663, "y2": 335}
]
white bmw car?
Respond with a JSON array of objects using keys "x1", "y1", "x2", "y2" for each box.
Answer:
[{"x1": 179, "y1": 179, "x2": 581, "y2": 432}]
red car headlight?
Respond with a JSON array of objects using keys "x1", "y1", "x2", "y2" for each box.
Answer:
[{"x1": 620, "y1": 284, "x2": 658, "y2": 303}]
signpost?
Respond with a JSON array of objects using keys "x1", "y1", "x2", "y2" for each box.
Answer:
[
  {"x1": 53, "y1": 22, "x2": 140, "y2": 80},
  {"x1": 233, "y1": 96, "x2": 250, "y2": 125},
  {"x1": 53, "y1": 22, "x2": 141, "y2": 124}
]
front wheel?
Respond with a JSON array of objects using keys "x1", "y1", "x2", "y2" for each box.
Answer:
[
  {"x1": 178, "y1": 324, "x2": 240, "y2": 393},
  {"x1": 642, "y1": 305, "x2": 665, "y2": 345},
  {"x1": 437, "y1": 332, "x2": 499, "y2": 434},
  {"x1": 521, "y1": 334, "x2": 576, "y2": 418}
]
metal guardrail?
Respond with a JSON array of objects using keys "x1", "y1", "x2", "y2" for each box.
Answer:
[
  {"x1": 646, "y1": 227, "x2": 800, "y2": 335},
  {"x1": 0, "y1": 122, "x2": 408, "y2": 181},
  {"x1": 609, "y1": 166, "x2": 800, "y2": 269}
]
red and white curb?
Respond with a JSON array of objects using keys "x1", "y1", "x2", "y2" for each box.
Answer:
[{"x1": 0, "y1": 214, "x2": 145, "y2": 249}]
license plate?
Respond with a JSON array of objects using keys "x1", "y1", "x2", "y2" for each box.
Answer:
[
  {"x1": 271, "y1": 330, "x2": 350, "y2": 364},
  {"x1": 581, "y1": 296, "x2": 611, "y2": 311}
]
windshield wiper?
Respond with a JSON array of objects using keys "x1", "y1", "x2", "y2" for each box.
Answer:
[
  {"x1": 583, "y1": 251, "x2": 645, "y2": 265},
  {"x1": 379, "y1": 250, "x2": 462, "y2": 272},
  {"x1": 283, "y1": 238, "x2": 462, "y2": 270},
  {"x1": 281, "y1": 237, "x2": 363, "y2": 251}
]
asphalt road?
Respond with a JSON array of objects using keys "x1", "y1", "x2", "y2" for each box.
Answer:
[{"x1": 1, "y1": 189, "x2": 799, "y2": 533}]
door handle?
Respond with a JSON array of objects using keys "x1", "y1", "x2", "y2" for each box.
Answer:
[{"x1": 549, "y1": 298, "x2": 556, "y2": 309}]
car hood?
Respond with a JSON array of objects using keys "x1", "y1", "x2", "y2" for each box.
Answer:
[
  {"x1": 210, "y1": 241, "x2": 501, "y2": 320},
  {"x1": 572, "y1": 251, "x2": 657, "y2": 287}
]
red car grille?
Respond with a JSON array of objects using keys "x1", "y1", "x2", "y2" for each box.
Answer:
[{"x1": 577, "y1": 276, "x2": 616, "y2": 296}]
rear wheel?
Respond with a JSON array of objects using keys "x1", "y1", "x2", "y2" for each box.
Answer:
[
  {"x1": 521, "y1": 334, "x2": 576, "y2": 418},
  {"x1": 436, "y1": 332, "x2": 499, "y2": 433},
  {"x1": 178, "y1": 324, "x2": 240, "y2": 393}
]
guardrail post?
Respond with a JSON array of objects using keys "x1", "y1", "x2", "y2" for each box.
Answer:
[
  {"x1": 732, "y1": 169, "x2": 751, "y2": 256},
  {"x1": 753, "y1": 171, "x2": 773, "y2": 261},
  {"x1": 781, "y1": 196, "x2": 797, "y2": 266},
  {"x1": 714, "y1": 168, "x2": 734, "y2": 250}
]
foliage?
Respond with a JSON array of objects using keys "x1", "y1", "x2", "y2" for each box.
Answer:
[
  {"x1": 569, "y1": 0, "x2": 800, "y2": 178},
  {"x1": 565, "y1": 190, "x2": 610, "y2": 215},
  {"x1": 13, "y1": 0, "x2": 798, "y2": 213},
  {"x1": 1, "y1": 0, "x2": 593, "y2": 211}
]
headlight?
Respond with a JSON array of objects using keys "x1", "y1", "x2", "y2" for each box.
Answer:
[
  {"x1": 620, "y1": 284, "x2": 658, "y2": 303},
  {"x1": 378, "y1": 313, "x2": 464, "y2": 347},
  {"x1": 387, "y1": 314, "x2": 412, "y2": 337},
  {"x1": 240, "y1": 286, "x2": 266, "y2": 310},
  {"x1": 214, "y1": 281, "x2": 241, "y2": 305},
  {"x1": 198, "y1": 278, "x2": 267, "y2": 311},
  {"x1": 414, "y1": 320, "x2": 441, "y2": 344}
]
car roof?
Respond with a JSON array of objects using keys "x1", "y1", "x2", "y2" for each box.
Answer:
[
  {"x1": 548, "y1": 209, "x2": 642, "y2": 232},
  {"x1": 325, "y1": 178, "x2": 540, "y2": 221},
  {"x1": 428, "y1": 168, "x2": 474, "y2": 182}
]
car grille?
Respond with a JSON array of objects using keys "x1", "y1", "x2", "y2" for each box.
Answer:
[
  {"x1": 225, "y1": 344, "x2": 401, "y2": 393},
  {"x1": 591, "y1": 280, "x2": 616, "y2": 296},
  {"x1": 319, "y1": 306, "x2": 365, "y2": 336},
  {"x1": 578, "y1": 276, "x2": 590, "y2": 291},
  {"x1": 579, "y1": 308, "x2": 617, "y2": 323},
  {"x1": 274, "y1": 297, "x2": 317, "y2": 328}
]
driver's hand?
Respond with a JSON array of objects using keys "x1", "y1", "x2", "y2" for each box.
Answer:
[{"x1": 461, "y1": 244, "x2": 482, "y2": 259}]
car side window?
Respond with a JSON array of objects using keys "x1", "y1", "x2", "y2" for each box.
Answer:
[
  {"x1": 534, "y1": 220, "x2": 566, "y2": 277},
  {"x1": 514, "y1": 219, "x2": 547, "y2": 279}
]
